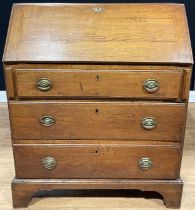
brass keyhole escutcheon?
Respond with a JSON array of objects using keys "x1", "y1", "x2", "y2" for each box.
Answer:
[
  {"x1": 93, "y1": 7, "x2": 103, "y2": 13},
  {"x1": 141, "y1": 117, "x2": 157, "y2": 130},
  {"x1": 139, "y1": 157, "x2": 152, "y2": 170},
  {"x1": 144, "y1": 79, "x2": 160, "y2": 93},
  {"x1": 36, "y1": 78, "x2": 52, "y2": 91},
  {"x1": 40, "y1": 116, "x2": 55, "y2": 127},
  {"x1": 42, "y1": 157, "x2": 57, "y2": 170}
]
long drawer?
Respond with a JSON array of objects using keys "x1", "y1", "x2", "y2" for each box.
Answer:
[
  {"x1": 9, "y1": 101, "x2": 186, "y2": 141},
  {"x1": 14, "y1": 69, "x2": 182, "y2": 99},
  {"x1": 13, "y1": 143, "x2": 181, "y2": 179}
]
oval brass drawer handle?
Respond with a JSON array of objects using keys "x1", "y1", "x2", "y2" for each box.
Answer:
[
  {"x1": 40, "y1": 116, "x2": 55, "y2": 127},
  {"x1": 139, "y1": 157, "x2": 152, "y2": 170},
  {"x1": 42, "y1": 157, "x2": 56, "y2": 170},
  {"x1": 144, "y1": 79, "x2": 159, "y2": 93},
  {"x1": 36, "y1": 78, "x2": 52, "y2": 91},
  {"x1": 141, "y1": 117, "x2": 156, "y2": 130}
]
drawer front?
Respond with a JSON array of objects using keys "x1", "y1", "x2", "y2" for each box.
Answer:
[
  {"x1": 15, "y1": 69, "x2": 182, "y2": 99},
  {"x1": 14, "y1": 144, "x2": 180, "y2": 179},
  {"x1": 10, "y1": 101, "x2": 186, "y2": 141}
]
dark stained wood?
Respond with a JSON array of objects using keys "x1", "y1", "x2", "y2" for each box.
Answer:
[
  {"x1": 3, "y1": 3, "x2": 193, "y2": 64},
  {"x1": 14, "y1": 69, "x2": 183, "y2": 99},
  {"x1": 12, "y1": 178, "x2": 183, "y2": 208},
  {"x1": 9, "y1": 101, "x2": 186, "y2": 141}
]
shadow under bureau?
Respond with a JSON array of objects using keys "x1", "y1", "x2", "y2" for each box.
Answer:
[{"x1": 3, "y1": 3, "x2": 193, "y2": 208}]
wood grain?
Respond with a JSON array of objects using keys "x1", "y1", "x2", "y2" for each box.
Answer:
[
  {"x1": 9, "y1": 101, "x2": 186, "y2": 141},
  {"x1": 3, "y1": 64, "x2": 192, "y2": 101},
  {"x1": 0, "y1": 103, "x2": 195, "y2": 209},
  {"x1": 182, "y1": 68, "x2": 192, "y2": 100},
  {"x1": 3, "y1": 66, "x2": 15, "y2": 98},
  {"x1": 6, "y1": 63, "x2": 189, "y2": 70},
  {"x1": 12, "y1": 178, "x2": 183, "y2": 208},
  {"x1": 3, "y1": 3, "x2": 193, "y2": 64},
  {"x1": 2, "y1": 3, "x2": 193, "y2": 209},
  {"x1": 13, "y1": 143, "x2": 181, "y2": 179},
  {"x1": 14, "y1": 69, "x2": 183, "y2": 99}
]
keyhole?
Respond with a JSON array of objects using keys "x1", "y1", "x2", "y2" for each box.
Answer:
[
  {"x1": 96, "y1": 75, "x2": 100, "y2": 80},
  {"x1": 93, "y1": 7, "x2": 103, "y2": 13},
  {"x1": 95, "y1": 150, "x2": 98, "y2": 153},
  {"x1": 95, "y1": 109, "x2": 99, "y2": 113}
]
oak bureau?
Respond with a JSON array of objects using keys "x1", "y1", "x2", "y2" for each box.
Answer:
[{"x1": 3, "y1": 3, "x2": 193, "y2": 208}]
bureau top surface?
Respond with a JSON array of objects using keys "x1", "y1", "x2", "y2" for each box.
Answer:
[{"x1": 3, "y1": 3, "x2": 193, "y2": 64}]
